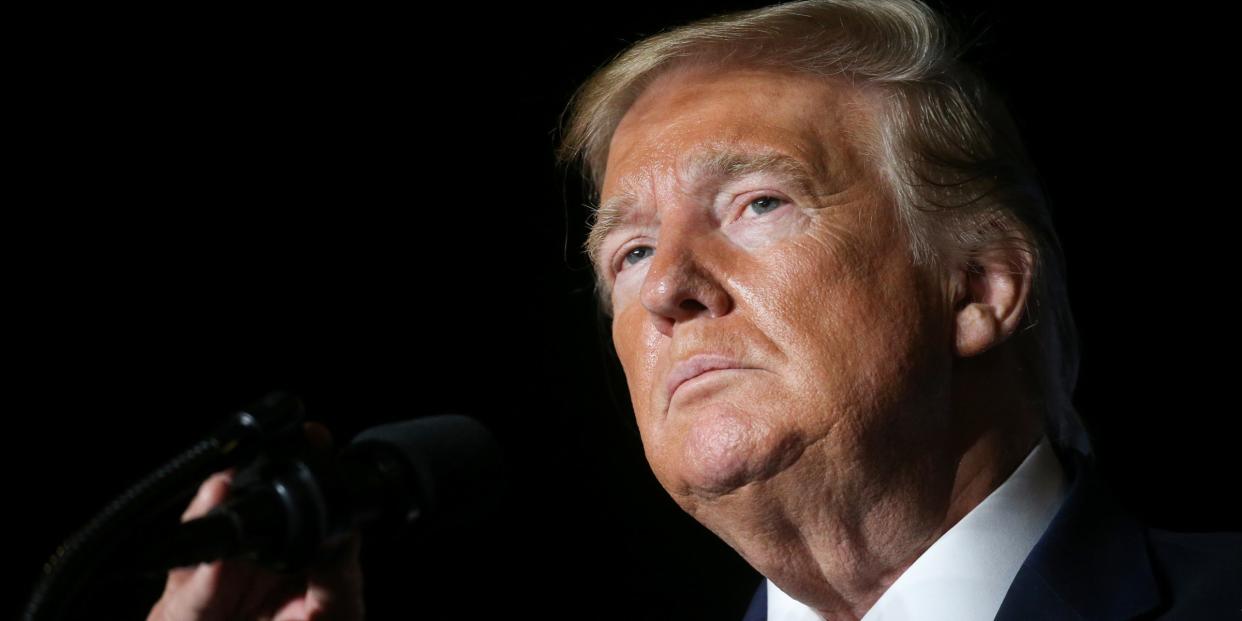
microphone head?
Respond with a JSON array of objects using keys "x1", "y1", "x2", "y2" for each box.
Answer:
[{"x1": 347, "y1": 415, "x2": 503, "y2": 538}]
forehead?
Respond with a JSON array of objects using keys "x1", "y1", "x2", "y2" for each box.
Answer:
[{"x1": 601, "y1": 64, "x2": 872, "y2": 199}]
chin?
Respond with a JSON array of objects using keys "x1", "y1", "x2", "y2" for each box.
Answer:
[{"x1": 670, "y1": 408, "x2": 791, "y2": 498}]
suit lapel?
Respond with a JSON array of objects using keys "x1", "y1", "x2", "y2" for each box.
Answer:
[
  {"x1": 742, "y1": 578, "x2": 766, "y2": 621},
  {"x1": 995, "y1": 449, "x2": 1162, "y2": 621}
]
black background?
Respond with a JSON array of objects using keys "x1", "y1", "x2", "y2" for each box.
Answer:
[{"x1": 10, "y1": 2, "x2": 1239, "y2": 619}]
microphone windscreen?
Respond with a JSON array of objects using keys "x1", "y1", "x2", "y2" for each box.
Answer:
[{"x1": 348, "y1": 415, "x2": 503, "y2": 535}]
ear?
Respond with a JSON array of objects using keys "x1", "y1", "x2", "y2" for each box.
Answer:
[{"x1": 950, "y1": 238, "x2": 1034, "y2": 358}]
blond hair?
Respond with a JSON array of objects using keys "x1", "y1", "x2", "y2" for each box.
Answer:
[{"x1": 558, "y1": 0, "x2": 1090, "y2": 454}]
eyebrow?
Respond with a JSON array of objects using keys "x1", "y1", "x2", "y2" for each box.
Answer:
[{"x1": 585, "y1": 148, "x2": 820, "y2": 274}]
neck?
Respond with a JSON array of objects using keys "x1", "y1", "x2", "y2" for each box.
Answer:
[{"x1": 702, "y1": 349, "x2": 1045, "y2": 620}]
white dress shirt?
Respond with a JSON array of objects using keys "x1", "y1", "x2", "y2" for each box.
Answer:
[{"x1": 767, "y1": 435, "x2": 1068, "y2": 621}]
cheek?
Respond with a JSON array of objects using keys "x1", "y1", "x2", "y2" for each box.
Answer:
[
  {"x1": 611, "y1": 310, "x2": 663, "y2": 409},
  {"x1": 609, "y1": 262, "x2": 649, "y2": 311},
  {"x1": 744, "y1": 224, "x2": 930, "y2": 428}
]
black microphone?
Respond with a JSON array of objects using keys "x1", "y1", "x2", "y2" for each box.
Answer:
[{"x1": 154, "y1": 415, "x2": 503, "y2": 572}]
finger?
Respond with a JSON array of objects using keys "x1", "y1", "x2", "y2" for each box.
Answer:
[
  {"x1": 303, "y1": 421, "x2": 335, "y2": 454},
  {"x1": 181, "y1": 469, "x2": 236, "y2": 522},
  {"x1": 301, "y1": 532, "x2": 365, "y2": 621},
  {"x1": 258, "y1": 576, "x2": 312, "y2": 621},
  {"x1": 302, "y1": 421, "x2": 337, "y2": 475},
  {"x1": 229, "y1": 559, "x2": 302, "y2": 617},
  {"x1": 166, "y1": 469, "x2": 237, "y2": 591},
  {"x1": 155, "y1": 559, "x2": 247, "y2": 621}
]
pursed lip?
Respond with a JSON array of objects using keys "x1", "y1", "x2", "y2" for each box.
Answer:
[{"x1": 665, "y1": 354, "x2": 751, "y2": 403}]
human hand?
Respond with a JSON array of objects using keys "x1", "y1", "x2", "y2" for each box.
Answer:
[{"x1": 145, "y1": 422, "x2": 365, "y2": 621}]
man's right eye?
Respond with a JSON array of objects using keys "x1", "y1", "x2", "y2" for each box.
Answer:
[{"x1": 616, "y1": 245, "x2": 654, "y2": 273}]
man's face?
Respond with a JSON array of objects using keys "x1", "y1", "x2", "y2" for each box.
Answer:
[{"x1": 596, "y1": 64, "x2": 956, "y2": 523}]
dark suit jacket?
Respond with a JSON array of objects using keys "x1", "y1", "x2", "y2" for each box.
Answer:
[{"x1": 741, "y1": 448, "x2": 1241, "y2": 620}]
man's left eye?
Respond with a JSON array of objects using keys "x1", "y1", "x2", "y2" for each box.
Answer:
[{"x1": 747, "y1": 195, "x2": 785, "y2": 216}]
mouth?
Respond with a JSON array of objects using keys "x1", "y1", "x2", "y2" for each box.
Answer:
[
  {"x1": 670, "y1": 368, "x2": 745, "y2": 399},
  {"x1": 665, "y1": 355, "x2": 751, "y2": 405}
]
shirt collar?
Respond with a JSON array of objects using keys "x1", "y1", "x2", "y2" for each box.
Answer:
[{"x1": 768, "y1": 435, "x2": 1068, "y2": 621}]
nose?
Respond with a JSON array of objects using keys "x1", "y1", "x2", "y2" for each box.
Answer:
[{"x1": 639, "y1": 234, "x2": 733, "y2": 336}]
